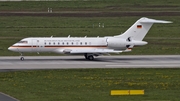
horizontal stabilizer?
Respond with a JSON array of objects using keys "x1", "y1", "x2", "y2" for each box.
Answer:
[{"x1": 140, "y1": 17, "x2": 172, "y2": 23}]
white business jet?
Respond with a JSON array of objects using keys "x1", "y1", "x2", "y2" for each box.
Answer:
[{"x1": 8, "y1": 17, "x2": 171, "y2": 61}]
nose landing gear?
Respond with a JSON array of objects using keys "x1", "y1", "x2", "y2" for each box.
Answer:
[
  {"x1": 20, "y1": 57, "x2": 24, "y2": 61},
  {"x1": 20, "y1": 53, "x2": 24, "y2": 61}
]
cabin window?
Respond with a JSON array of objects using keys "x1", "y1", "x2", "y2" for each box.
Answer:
[
  {"x1": 85, "y1": 42, "x2": 87, "y2": 45},
  {"x1": 71, "y1": 42, "x2": 73, "y2": 45},
  {"x1": 80, "y1": 42, "x2": 82, "y2": 45},
  {"x1": 58, "y1": 42, "x2": 60, "y2": 45},
  {"x1": 62, "y1": 42, "x2": 64, "y2": 45},
  {"x1": 49, "y1": 42, "x2": 51, "y2": 45},
  {"x1": 45, "y1": 42, "x2": 46, "y2": 45},
  {"x1": 67, "y1": 42, "x2": 69, "y2": 45},
  {"x1": 53, "y1": 42, "x2": 55, "y2": 45}
]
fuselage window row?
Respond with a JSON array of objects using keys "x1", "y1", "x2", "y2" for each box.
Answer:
[{"x1": 44, "y1": 42, "x2": 90, "y2": 46}]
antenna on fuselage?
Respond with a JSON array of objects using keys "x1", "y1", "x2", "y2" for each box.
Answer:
[
  {"x1": 51, "y1": 36, "x2": 53, "y2": 38},
  {"x1": 68, "y1": 35, "x2": 70, "y2": 38}
]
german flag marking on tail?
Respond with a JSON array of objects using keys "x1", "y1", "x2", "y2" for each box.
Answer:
[{"x1": 137, "y1": 25, "x2": 142, "y2": 28}]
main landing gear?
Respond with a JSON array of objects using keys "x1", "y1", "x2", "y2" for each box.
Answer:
[{"x1": 84, "y1": 54, "x2": 94, "y2": 60}]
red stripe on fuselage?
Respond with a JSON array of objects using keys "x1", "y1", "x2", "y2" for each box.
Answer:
[{"x1": 10, "y1": 45, "x2": 108, "y2": 48}]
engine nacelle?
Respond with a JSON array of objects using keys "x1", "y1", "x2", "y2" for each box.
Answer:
[
  {"x1": 107, "y1": 37, "x2": 147, "y2": 50},
  {"x1": 107, "y1": 37, "x2": 128, "y2": 50}
]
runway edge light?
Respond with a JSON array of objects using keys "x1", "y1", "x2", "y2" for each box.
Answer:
[{"x1": 110, "y1": 90, "x2": 144, "y2": 95}]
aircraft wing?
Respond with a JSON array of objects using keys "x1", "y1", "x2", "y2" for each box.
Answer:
[
  {"x1": 54, "y1": 48, "x2": 122, "y2": 54},
  {"x1": 70, "y1": 48, "x2": 122, "y2": 54}
]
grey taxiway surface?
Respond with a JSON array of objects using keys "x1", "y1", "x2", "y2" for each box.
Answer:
[{"x1": 0, "y1": 55, "x2": 180, "y2": 70}]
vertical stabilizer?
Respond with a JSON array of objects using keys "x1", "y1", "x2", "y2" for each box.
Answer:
[{"x1": 115, "y1": 17, "x2": 172, "y2": 41}]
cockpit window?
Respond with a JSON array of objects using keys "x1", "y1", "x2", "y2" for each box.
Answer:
[{"x1": 18, "y1": 41, "x2": 28, "y2": 43}]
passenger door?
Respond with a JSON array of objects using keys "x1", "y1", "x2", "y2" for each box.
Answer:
[{"x1": 32, "y1": 39, "x2": 39, "y2": 52}]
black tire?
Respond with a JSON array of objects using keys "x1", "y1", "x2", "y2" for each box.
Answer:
[
  {"x1": 88, "y1": 55, "x2": 94, "y2": 60},
  {"x1": 20, "y1": 57, "x2": 24, "y2": 61}
]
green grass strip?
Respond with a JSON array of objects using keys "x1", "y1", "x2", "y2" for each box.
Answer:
[{"x1": 0, "y1": 68, "x2": 180, "y2": 101}]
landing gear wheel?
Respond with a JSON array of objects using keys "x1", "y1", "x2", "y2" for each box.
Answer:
[
  {"x1": 20, "y1": 57, "x2": 24, "y2": 61},
  {"x1": 19, "y1": 52, "x2": 24, "y2": 61},
  {"x1": 84, "y1": 54, "x2": 94, "y2": 60},
  {"x1": 88, "y1": 55, "x2": 94, "y2": 60}
]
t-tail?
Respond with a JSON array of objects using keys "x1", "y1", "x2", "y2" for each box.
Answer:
[{"x1": 115, "y1": 17, "x2": 172, "y2": 50}]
